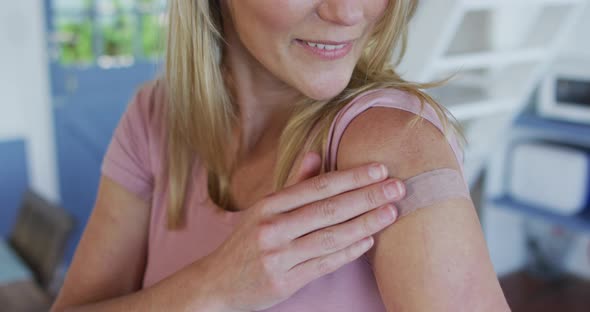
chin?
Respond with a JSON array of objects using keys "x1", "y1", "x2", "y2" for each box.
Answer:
[{"x1": 298, "y1": 75, "x2": 352, "y2": 101}]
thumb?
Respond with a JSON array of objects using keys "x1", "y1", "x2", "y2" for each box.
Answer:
[{"x1": 284, "y1": 152, "x2": 322, "y2": 188}]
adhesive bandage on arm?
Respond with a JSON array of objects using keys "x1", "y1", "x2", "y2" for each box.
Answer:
[{"x1": 395, "y1": 168, "x2": 471, "y2": 218}]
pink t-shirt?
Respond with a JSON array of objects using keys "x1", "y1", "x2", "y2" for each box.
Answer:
[{"x1": 101, "y1": 82, "x2": 465, "y2": 311}]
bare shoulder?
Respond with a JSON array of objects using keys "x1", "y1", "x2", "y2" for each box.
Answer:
[
  {"x1": 335, "y1": 104, "x2": 509, "y2": 311},
  {"x1": 336, "y1": 106, "x2": 461, "y2": 180}
]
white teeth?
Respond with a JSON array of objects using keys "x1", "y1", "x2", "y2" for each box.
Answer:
[{"x1": 304, "y1": 41, "x2": 345, "y2": 50}]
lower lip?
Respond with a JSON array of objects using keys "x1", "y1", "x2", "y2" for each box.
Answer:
[{"x1": 295, "y1": 39, "x2": 354, "y2": 61}]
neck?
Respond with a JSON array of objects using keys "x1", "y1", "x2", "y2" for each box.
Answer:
[{"x1": 222, "y1": 18, "x2": 301, "y2": 160}]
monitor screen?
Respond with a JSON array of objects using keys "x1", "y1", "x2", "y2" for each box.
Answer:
[{"x1": 556, "y1": 78, "x2": 590, "y2": 108}]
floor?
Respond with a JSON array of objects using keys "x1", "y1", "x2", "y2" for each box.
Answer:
[{"x1": 500, "y1": 271, "x2": 590, "y2": 312}]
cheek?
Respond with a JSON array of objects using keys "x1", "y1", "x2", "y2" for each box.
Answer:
[
  {"x1": 231, "y1": 0, "x2": 313, "y2": 69},
  {"x1": 368, "y1": 0, "x2": 390, "y2": 22},
  {"x1": 235, "y1": 0, "x2": 309, "y2": 34}
]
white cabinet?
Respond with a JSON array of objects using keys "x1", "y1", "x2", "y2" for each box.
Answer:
[{"x1": 398, "y1": 0, "x2": 588, "y2": 187}]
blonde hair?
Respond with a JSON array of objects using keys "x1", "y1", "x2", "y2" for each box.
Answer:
[{"x1": 164, "y1": 0, "x2": 464, "y2": 228}]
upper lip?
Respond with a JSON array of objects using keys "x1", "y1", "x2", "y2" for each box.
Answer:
[{"x1": 297, "y1": 38, "x2": 354, "y2": 45}]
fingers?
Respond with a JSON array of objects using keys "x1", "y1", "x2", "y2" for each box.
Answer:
[
  {"x1": 267, "y1": 162, "x2": 391, "y2": 215},
  {"x1": 284, "y1": 152, "x2": 322, "y2": 188},
  {"x1": 287, "y1": 236, "x2": 375, "y2": 291},
  {"x1": 279, "y1": 178, "x2": 404, "y2": 240},
  {"x1": 284, "y1": 203, "x2": 397, "y2": 268}
]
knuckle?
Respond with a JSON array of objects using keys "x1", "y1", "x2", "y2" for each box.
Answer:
[
  {"x1": 344, "y1": 243, "x2": 358, "y2": 260},
  {"x1": 317, "y1": 199, "x2": 337, "y2": 219},
  {"x1": 317, "y1": 258, "x2": 334, "y2": 275},
  {"x1": 255, "y1": 222, "x2": 277, "y2": 250},
  {"x1": 320, "y1": 230, "x2": 338, "y2": 251},
  {"x1": 260, "y1": 251, "x2": 281, "y2": 272},
  {"x1": 268, "y1": 277, "x2": 289, "y2": 298},
  {"x1": 365, "y1": 189, "x2": 380, "y2": 207},
  {"x1": 352, "y1": 168, "x2": 364, "y2": 186},
  {"x1": 312, "y1": 175, "x2": 330, "y2": 192},
  {"x1": 362, "y1": 216, "x2": 375, "y2": 235},
  {"x1": 256, "y1": 196, "x2": 275, "y2": 215}
]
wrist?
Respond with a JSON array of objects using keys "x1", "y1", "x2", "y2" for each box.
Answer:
[
  {"x1": 188, "y1": 257, "x2": 235, "y2": 312},
  {"x1": 190, "y1": 293, "x2": 232, "y2": 312}
]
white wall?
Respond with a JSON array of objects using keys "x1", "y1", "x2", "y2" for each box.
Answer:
[
  {"x1": 562, "y1": 3, "x2": 590, "y2": 59},
  {"x1": 0, "y1": 2, "x2": 59, "y2": 202}
]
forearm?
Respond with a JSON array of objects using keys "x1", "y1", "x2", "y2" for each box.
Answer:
[{"x1": 53, "y1": 259, "x2": 230, "y2": 312}]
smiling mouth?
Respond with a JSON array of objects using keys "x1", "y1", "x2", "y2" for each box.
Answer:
[
  {"x1": 295, "y1": 39, "x2": 354, "y2": 60},
  {"x1": 297, "y1": 39, "x2": 350, "y2": 50}
]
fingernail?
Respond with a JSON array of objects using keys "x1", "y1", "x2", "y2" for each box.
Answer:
[
  {"x1": 395, "y1": 181, "x2": 405, "y2": 198},
  {"x1": 380, "y1": 204, "x2": 397, "y2": 224},
  {"x1": 362, "y1": 236, "x2": 374, "y2": 249},
  {"x1": 369, "y1": 164, "x2": 385, "y2": 180},
  {"x1": 384, "y1": 181, "x2": 399, "y2": 199}
]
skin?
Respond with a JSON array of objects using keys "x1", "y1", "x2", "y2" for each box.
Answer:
[
  {"x1": 338, "y1": 108, "x2": 511, "y2": 311},
  {"x1": 51, "y1": 0, "x2": 509, "y2": 311},
  {"x1": 51, "y1": 157, "x2": 404, "y2": 312},
  {"x1": 222, "y1": 0, "x2": 386, "y2": 158}
]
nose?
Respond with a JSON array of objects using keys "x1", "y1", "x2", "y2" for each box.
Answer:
[{"x1": 317, "y1": 0, "x2": 364, "y2": 26}]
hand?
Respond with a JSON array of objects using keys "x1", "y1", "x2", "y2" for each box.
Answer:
[{"x1": 200, "y1": 152, "x2": 406, "y2": 312}]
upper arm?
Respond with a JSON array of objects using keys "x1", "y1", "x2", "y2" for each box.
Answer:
[
  {"x1": 52, "y1": 85, "x2": 156, "y2": 310},
  {"x1": 51, "y1": 176, "x2": 150, "y2": 311},
  {"x1": 337, "y1": 107, "x2": 509, "y2": 311}
]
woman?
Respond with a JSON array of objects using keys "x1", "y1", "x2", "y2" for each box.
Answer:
[{"x1": 52, "y1": 0, "x2": 510, "y2": 311}]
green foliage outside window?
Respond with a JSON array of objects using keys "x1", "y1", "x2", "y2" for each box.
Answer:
[
  {"x1": 101, "y1": 19, "x2": 134, "y2": 57},
  {"x1": 57, "y1": 19, "x2": 94, "y2": 65},
  {"x1": 55, "y1": 0, "x2": 166, "y2": 66},
  {"x1": 101, "y1": 0, "x2": 134, "y2": 57},
  {"x1": 141, "y1": 14, "x2": 165, "y2": 59}
]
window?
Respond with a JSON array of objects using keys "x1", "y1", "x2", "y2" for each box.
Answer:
[{"x1": 52, "y1": 0, "x2": 167, "y2": 67}]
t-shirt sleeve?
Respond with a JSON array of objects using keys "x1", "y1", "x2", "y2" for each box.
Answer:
[{"x1": 101, "y1": 87, "x2": 154, "y2": 201}]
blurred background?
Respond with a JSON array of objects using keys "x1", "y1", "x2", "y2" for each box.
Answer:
[{"x1": 0, "y1": 0, "x2": 589, "y2": 311}]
